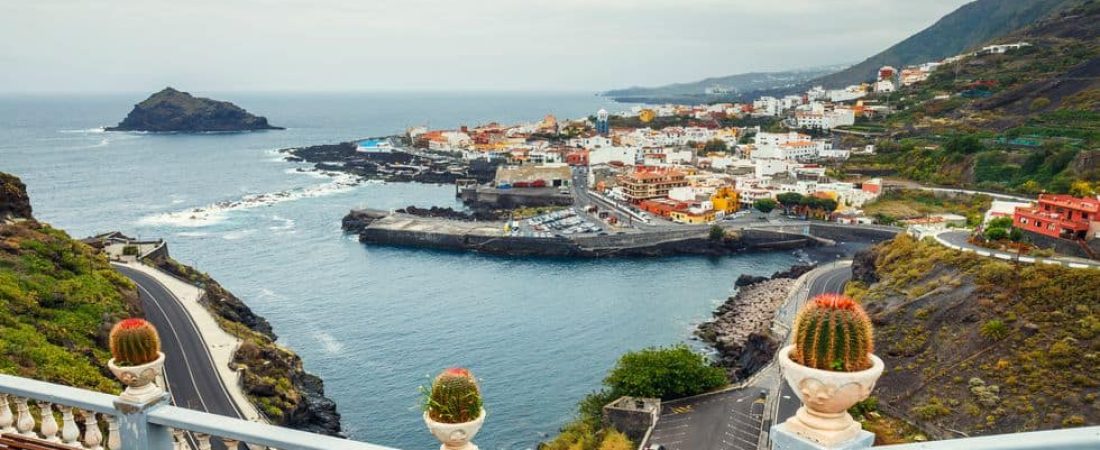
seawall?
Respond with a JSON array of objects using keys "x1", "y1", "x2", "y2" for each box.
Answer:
[{"x1": 352, "y1": 211, "x2": 825, "y2": 258}]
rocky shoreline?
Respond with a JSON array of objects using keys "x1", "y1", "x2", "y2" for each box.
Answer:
[
  {"x1": 280, "y1": 138, "x2": 500, "y2": 185},
  {"x1": 154, "y1": 259, "x2": 343, "y2": 436},
  {"x1": 696, "y1": 264, "x2": 813, "y2": 381}
]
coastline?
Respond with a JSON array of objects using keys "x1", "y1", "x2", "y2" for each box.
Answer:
[
  {"x1": 150, "y1": 257, "x2": 344, "y2": 436},
  {"x1": 112, "y1": 260, "x2": 263, "y2": 421}
]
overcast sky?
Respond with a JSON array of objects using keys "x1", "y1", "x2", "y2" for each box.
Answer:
[{"x1": 0, "y1": 0, "x2": 973, "y2": 93}]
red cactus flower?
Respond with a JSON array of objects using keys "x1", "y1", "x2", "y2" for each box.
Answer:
[
  {"x1": 811, "y1": 293, "x2": 858, "y2": 310},
  {"x1": 443, "y1": 367, "x2": 471, "y2": 377},
  {"x1": 118, "y1": 318, "x2": 151, "y2": 329}
]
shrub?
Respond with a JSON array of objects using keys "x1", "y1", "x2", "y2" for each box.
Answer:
[
  {"x1": 792, "y1": 294, "x2": 875, "y2": 371},
  {"x1": 422, "y1": 368, "x2": 483, "y2": 423},
  {"x1": 984, "y1": 227, "x2": 1009, "y2": 241},
  {"x1": 709, "y1": 225, "x2": 725, "y2": 241},
  {"x1": 598, "y1": 430, "x2": 633, "y2": 450},
  {"x1": 911, "y1": 398, "x2": 951, "y2": 420},
  {"x1": 604, "y1": 345, "x2": 727, "y2": 400},
  {"x1": 121, "y1": 245, "x2": 140, "y2": 256},
  {"x1": 980, "y1": 319, "x2": 1009, "y2": 341}
]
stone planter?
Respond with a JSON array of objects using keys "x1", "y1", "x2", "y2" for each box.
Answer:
[
  {"x1": 107, "y1": 352, "x2": 166, "y2": 404},
  {"x1": 423, "y1": 408, "x2": 486, "y2": 450},
  {"x1": 777, "y1": 345, "x2": 884, "y2": 447}
]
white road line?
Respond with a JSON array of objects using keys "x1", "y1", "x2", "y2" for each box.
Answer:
[{"x1": 139, "y1": 283, "x2": 212, "y2": 413}]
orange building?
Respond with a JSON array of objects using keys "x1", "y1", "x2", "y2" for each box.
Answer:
[
  {"x1": 621, "y1": 168, "x2": 688, "y2": 204},
  {"x1": 1014, "y1": 194, "x2": 1099, "y2": 241}
]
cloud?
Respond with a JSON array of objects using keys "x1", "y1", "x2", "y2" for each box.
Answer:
[{"x1": 0, "y1": 0, "x2": 973, "y2": 92}]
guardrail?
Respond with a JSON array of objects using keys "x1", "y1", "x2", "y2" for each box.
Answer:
[{"x1": 0, "y1": 374, "x2": 399, "y2": 450}]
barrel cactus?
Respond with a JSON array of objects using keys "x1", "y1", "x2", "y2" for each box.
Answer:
[
  {"x1": 109, "y1": 318, "x2": 161, "y2": 366},
  {"x1": 792, "y1": 293, "x2": 874, "y2": 372},
  {"x1": 424, "y1": 368, "x2": 483, "y2": 423}
]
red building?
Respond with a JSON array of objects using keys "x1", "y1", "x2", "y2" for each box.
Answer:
[{"x1": 1013, "y1": 194, "x2": 1099, "y2": 241}]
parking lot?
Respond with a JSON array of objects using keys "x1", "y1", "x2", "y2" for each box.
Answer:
[
  {"x1": 647, "y1": 389, "x2": 766, "y2": 450},
  {"x1": 506, "y1": 209, "x2": 604, "y2": 238}
]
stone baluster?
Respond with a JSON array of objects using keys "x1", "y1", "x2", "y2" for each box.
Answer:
[
  {"x1": 223, "y1": 437, "x2": 240, "y2": 450},
  {"x1": 0, "y1": 394, "x2": 14, "y2": 433},
  {"x1": 59, "y1": 405, "x2": 81, "y2": 446},
  {"x1": 82, "y1": 410, "x2": 104, "y2": 450},
  {"x1": 245, "y1": 443, "x2": 267, "y2": 450},
  {"x1": 195, "y1": 432, "x2": 213, "y2": 450},
  {"x1": 106, "y1": 415, "x2": 121, "y2": 450},
  {"x1": 37, "y1": 401, "x2": 59, "y2": 442},
  {"x1": 14, "y1": 397, "x2": 34, "y2": 437},
  {"x1": 172, "y1": 429, "x2": 188, "y2": 450}
]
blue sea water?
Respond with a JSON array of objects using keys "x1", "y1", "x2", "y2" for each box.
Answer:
[{"x1": 0, "y1": 92, "x2": 803, "y2": 449}]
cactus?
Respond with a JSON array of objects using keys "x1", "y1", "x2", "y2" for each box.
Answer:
[
  {"x1": 109, "y1": 318, "x2": 161, "y2": 366},
  {"x1": 423, "y1": 368, "x2": 483, "y2": 423},
  {"x1": 792, "y1": 293, "x2": 874, "y2": 372}
]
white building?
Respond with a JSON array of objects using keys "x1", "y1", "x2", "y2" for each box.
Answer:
[
  {"x1": 874, "y1": 79, "x2": 896, "y2": 93},
  {"x1": 588, "y1": 146, "x2": 638, "y2": 166},
  {"x1": 753, "y1": 97, "x2": 781, "y2": 116},
  {"x1": 981, "y1": 42, "x2": 1031, "y2": 54}
]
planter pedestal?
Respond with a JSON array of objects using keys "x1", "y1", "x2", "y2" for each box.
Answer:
[
  {"x1": 424, "y1": 409, "x2": 485, "y2": 450},
  {"x1": 107, "y1": 352, "x2": 166, "y2": 404},
  {"x1": 771, "y1": 422, "x2": 874, "y2": 450},
  {"x1": 777, "y1": 345, "x2": 884, "y2": 447}
]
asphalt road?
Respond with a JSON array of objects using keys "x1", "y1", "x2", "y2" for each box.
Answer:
[
  {"x1": 114, "y1": 264, "x2": 243, "y2": 449},
  {"x1": 937, "y1": 230, "x2": 1100, "y2": 268},
  {"x1": 775, "y1": 265, "x2": 853, "y2": 426}
]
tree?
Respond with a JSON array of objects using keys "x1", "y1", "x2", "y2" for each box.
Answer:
[
  {"x1": 603, "y1": 345, "x2": 727, "y2": 400},
  {"x1": 703, "y1": 139, "x2": 728, "y2": 154},
  {"x1": 1069, "y1": 180, "x2": 1095, "y2": 197},
  {"x1": 753, "y1": 198, "x2": 777, "y2": 213},
  {"x1": 944, "y1": 135, "x2": 985, "y2": 155},
  {"x1": 988, "y1": 217, "x2": 1014, "y2": 229},
  {"x1": 776, "y1": 192, "x2": 804, "y2": 213}
]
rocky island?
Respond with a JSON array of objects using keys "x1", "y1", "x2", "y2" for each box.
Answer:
[{"x1": 107, "y1": 87, "x2": 283, "y2": 132}]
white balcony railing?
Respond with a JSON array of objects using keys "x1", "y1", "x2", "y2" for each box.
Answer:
[{"x1": 0, "y1": 374, "x2": 399, "y2": 450}]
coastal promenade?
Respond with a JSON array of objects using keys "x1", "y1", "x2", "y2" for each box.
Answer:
[{"x1": 112, "y1": 262, "x2": 261, "y2": 448}]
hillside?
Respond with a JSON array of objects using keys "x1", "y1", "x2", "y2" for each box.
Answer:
[
  {"x1": 846, "y1": 235, "x2": 1100, "y2": 438},
  {"x1": 841, "y1": 0, "x2": 1100, "y2": 194},
  {"x1": 814, "y1": 0, "x2": 1074, "y2": 89},
  {"x1": 107, "y1": 87, "x2": 283, "y2": 132},
  {"x1": 0, "y1": 172, "x2": 139, "y2": 393},
  {"x1": 603, "y1": 66, "x2": 841, "y2": 104}
]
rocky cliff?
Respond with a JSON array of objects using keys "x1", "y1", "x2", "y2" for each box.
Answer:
[
  {"x1": 107, "y1": 87, "x2": 282, "y2": 132},
  {"x1": 0, "y1": 172, "x2": 140, "y2": 393},
  {"x1": 0, "y1": 172, "x2": 33, "y2": 221},
  {"x1": 154, "y1": 258, "x2": 343, "y2": 436},
  {"x1": 847, "y1": 234, "x2": 1100, "y2": 439}
]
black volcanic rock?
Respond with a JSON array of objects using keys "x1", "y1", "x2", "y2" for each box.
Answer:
[
  {"x1": 0, "y1": 172, "x2": 33, "y2": 221},
  {"x1": 107, "y1": 87, "x2": 283, "y2": 132}
]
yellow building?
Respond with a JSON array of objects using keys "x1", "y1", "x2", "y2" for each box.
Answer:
[
  {"x1": 670, "y1": 209, "x2": 716, "y2": 224},
  {"x1": 711, "y1": 187, "x2": 740, "y2": 214}
]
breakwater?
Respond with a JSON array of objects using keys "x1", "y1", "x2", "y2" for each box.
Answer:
[{"x1": 344, "y1": 209, "x2": 825, "y2": 258}]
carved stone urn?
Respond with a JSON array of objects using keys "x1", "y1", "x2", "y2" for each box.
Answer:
[
  {"x1": 777, "y1": 344, "x2": 884, "y2": 446},
  {"x1": 107, "y1": 352, "x2": 166, "y2": 404},
  {"x1": 424, "y1": 408, "x2": 485, "y2": 450}
]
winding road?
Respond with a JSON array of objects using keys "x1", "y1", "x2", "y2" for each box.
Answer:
[{"x1": 113, "y1": 264, "x2": 243, "y2": 449}]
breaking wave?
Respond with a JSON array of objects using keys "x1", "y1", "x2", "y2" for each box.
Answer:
[{"x1": 138, "y1": 172, "x2": 361, "y2": 227}]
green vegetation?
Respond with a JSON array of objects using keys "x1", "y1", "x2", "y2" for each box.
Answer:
[
  {"x1": 792, "y1": 294, "x2": 875, "y2": 372},
  {"x1": 849, "y1": 234, "x2": 1100, "y2": 436},
  {"x1": 709, "y1": 225, "x2": 726, "y2": 241},
  {"x1": 541, "y1": 345, "x2": 725, "y2": 449},
  {"x1": 753, "y1": 198, "x2": 777, "y2": 213},
  {"x1": 813, "y1": 0, "x2": 1073, "y2": 88},
  {"x1": 861, "y1": 189, "x2": 991, "y2": 226},
  {"x1": 0, "y1": 220, "x2": 138, "y2": 393},
  {"x1": 422, "y1": 368, "x2": 482, "y2": 423},
  {"x1": 981, "y1": 217, "x2": 1023, "y2": 243},
  {"x1": 108, "y1": 318, "x2": 161, "y2": 366}
]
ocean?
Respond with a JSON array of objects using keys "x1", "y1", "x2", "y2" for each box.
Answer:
[{"x1": 0, "y1": 91, "x2": 804, "y2": 449}]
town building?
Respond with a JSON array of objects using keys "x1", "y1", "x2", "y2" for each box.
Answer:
[
  {"x1": 621, "y1": 168, "x2": 688, "y2": 204},
  {"x1": 596, "y1": 109, "x2": 610, "y2": 136},
  {"x1": 494, "y1": 164, "x2": 572, "y2": 188},
  {"x1": 1013, "y1": 194, "x2": 1099, "y2": 241}
]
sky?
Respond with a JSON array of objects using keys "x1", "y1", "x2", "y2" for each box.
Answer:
[{"x1": 0, "y1": 0, "x2": 974, "y2": 93}]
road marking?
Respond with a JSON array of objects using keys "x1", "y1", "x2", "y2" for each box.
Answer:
[{"x1": 137, "y1": 282, "x2": 211, "y2": 413}]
